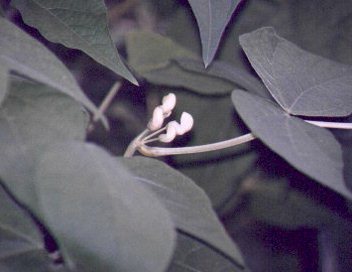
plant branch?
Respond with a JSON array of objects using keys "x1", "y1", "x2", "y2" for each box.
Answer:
[{"x1": 304, "y1": 120, "x2": 352, "y2": 129}]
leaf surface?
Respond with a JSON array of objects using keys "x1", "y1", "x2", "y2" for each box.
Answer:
[
  {"x1": 120, "y1": 157, "x2": 245, "y2": 269},
  {"x1": 32, "y1": 143, "x2": 175, "y2": 272},
  {"x1": 232, "y1": 90, "x2": 352, "y2": 200},
  {"x1": 126, "y1": 31, "x2": 235, "y2": 95},
  {"x1": 168, "y1": 233, "x2": 244, "y2": 272},
  {"x1": 0, "y1": 18, "x2": 97, "y2": 112},
  {"x1": 239, "y1": 27, "x2": 352, "y2": 117},
  {"x1": 0, "y1": 79, "x2": 88, "y2": 207},
  {"x1": 0, "y1": 185, "x2": 56, "y2": 272},
  {"x1": 11, "y1": 0, "x2": 137, "y2": 84},
  {"x1": 187, "y1": 0, "x2": 241, "y2": 66}
]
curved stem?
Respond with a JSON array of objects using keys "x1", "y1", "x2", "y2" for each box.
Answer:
[
  {"x1": 124, "y1": 129, "x2": 150, "y2": 157},
  {"x1": 138, "y1": 133, "x2": 256, "y2": 157},
  {"x1": 304, "y1": 120, "x2": 352, "y2": 129}
]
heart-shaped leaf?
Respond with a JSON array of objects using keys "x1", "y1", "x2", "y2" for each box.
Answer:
[
  {"x1": 0, "y1": 18, "x2": 97, "y2": 113},
  {"x1": 232, "y1": 89, "x2": 352, "y2": 200},
  {"x1": 239, "y1": 27, "x2": 352, "y2": 117},
  {"x1": 11, "y1": 0, "x2": 137, "y2": 85},
  {"x1": 31, "y1": 143, "x2": 175, "y2": 272},
  {"x1": 120, "y1": 157, "x2": 245, "y2": 270},
  {"x1": 187, "y1": 0, "x2": 241, "y2": 67}
]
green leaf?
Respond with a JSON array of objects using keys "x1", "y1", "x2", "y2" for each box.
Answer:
[
  {"x1": 0, "y1": 17, "x2": 97, "y2": 113},
  {"x1": 232, "y1": 89, "x2": 352, "y2": 200},
  {"x1": 239, "y1": 27, "x2": 352, "y2": 117},
  {"x1": 33, "y1": 143, "x2": 175, "y2": 272},
  {"x1": 168, "y1": 233, "x2": 244, "y2": 272},
  {"x1": 126, "y1": 31, "x2": 235, "y2": 95},
  {"x1": 11, "y1": 0, "x2": 137, "y2": 85},
  {"x1": 120, "y1": 157, "x2": 245, "y2": 270},
  {"x1": 0, "y1": 79, "x2": 88, "y2": 206},
  {"x1": 175, "y1": 58, "x2": 268, "y2": 96},
  {"x1": 187, "y1": 0, "x2": 241, "y2": 67},
  {"x1": 0, "y1": 66, "x2": 8, "y2": 105},
  {"x1": 0, "y1": 185, "x2": 55, "y2": 271}
]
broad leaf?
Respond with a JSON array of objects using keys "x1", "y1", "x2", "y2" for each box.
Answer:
[
  {"x1": 175, "y1": 58, "x2": 268, "y2": 96},
  {"x1": 0, "y1": 79, "x2": 88, "y2": 206},
  {"x1": 239, "y1": 27, "x2": 352, "y2": 117},
  {"x1": 126, "y1": 31, "x2": 235, "y2": 95},
  {"x1": 168, "y1": 233, "x2": 244, "y2": 272},
  {"x1": 187, "y1": 0, "x2": 241, "y2": 66},
  {"x1": 11, "y1": 0, "x2": 137, "y2": 85},
  {"x1": 33, "y1": 143, "x2": 175, "y2": 272},
  {"x1": 120, "y1": 157, "x2": 245, "y2": 270},
  {"x1": 0, "y1": 185, "x2": 56, "y2": 271},
  {"x1": 0, "y1": 18, "x2": 97, "y2": 112},
  {"x1": 232, "y1": 90, "x2": 352, "y2": 200}
]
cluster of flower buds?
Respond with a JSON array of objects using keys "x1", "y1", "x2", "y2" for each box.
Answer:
[{"x1": 145, "y1": 93, "x2": 193, "y2": 143}]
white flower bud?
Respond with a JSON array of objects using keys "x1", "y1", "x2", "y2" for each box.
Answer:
[
  {"x1": 160, "y1": 93, "x2": 176, "y2": 116},
  {"x1": 147, "y1": 106, "x2": 164, "y2": 131},
  {"x1": 179, "y1": 112, "x2": 194, "y2": 135},
  {"x1": 159, "y1": 124, "x2": 177, "y2": 143}
]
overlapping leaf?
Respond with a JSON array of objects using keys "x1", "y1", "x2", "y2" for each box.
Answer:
[
  {"x1": 0, "y1": 79, "x2": 88, "y2": 207},
  {"x1": 126, "y1": 31, "x2": 235, "y2": 95},
  {"x1": 239, "y1": 27, "x2": 352, "y2": 117},
  {"x1": 232, "y1": 90, "x2": 352, "y2": 200},
  {"x1": 11, "y1": 0, "x2": 137, "y2": 85},
  {"x1": 120, "y1": 157, "x2": 245, "y2": 270},
  {"x1": 0, "y1": 18, "x2": 97, "y2": 112},
  {"x1": 32, "y1": 143, "x2": 175, "y2": 272},
  {"x1": 168, "y1": 233, "x2": 243, "y2": 272},
  {"x1": 0, "y1": 185, "x2": 58, "y2": 272},
  {"x1": 187, "y1": 0, "x2": 241, "y2": 66}
]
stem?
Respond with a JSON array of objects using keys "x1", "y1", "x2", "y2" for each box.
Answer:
[
  {"x1": 88, "y1": 82, "x2": 121, "y2": 132},
  {"x1": 124, "y1": 129, "x2": 150, "y2": 157},
  {"x1": 304, "y1": 120, "x2": 352, "y2": 129},
  {"x1": 138, "y1": 133, "x2": 256, "y2": 157}
]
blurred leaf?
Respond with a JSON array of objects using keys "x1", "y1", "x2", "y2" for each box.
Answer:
[
  {"x1": 0, "y1": 79, "x2": 88, "y2": 207},
  {"x1": 187, "y1": 0, "x2": 241, "y2": 66},
  {"x1": 232, "y1": 90, "x2": 351, "y2": 200},
  {"x1": 0, "y1": 185, "x2": 56, "y2": 272},
  {"x1": 242, "y1": 178, "x2": 336, "y2": 229},
  {"x1": 239, "y1": 27, "x2": 352, "y2": 117},
  {"x1": 175, "y1": 58, "x2": 268, "y2": 96},
  {"x1": 172, "y1": 91, "x2": 256, "y2": 210},
  {"x1": 126, "y1": 31, "x2": 235, "y2": 95},
  {"x1": 0, "y1": 66, "x2": 8, "y2": 105},
  {"x1": 120, "y1": 157, "x2": 245, "y2": 270},
  {"x1": 11, "y1": 0, "x2": 137, "y2": 85},
  {"x1": 168, "y1": 233, "x2": 244, "y2": 272},
  {"x1": 0, "y1": 17, "x2": 98, "y2": 113},
  {"x1": 33, "y1": 143, "x2": 175, "y2": 272}
]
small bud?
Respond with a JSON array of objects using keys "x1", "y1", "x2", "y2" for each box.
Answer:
[
  {"x1": 147, "y1": 106, "x2": 164, "y2": 131},
  {"x1": 159, "y1": 124, "x2": 177, "y2": 143},
  {"x1": 160, "y1": 93, "x2": 176, "y2": 116},
  {"x1": 179, "y1": 112, "x2": 194, "y2": 135}
]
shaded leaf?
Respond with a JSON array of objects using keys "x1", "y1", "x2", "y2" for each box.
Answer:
[
  {"x1": 0, "y1": 66, "x2": 8, "y2": 105},
  {"x1": 0, "y1": 17, "x2": 97, "y2": 112},
  {"x1": 0, "y1": 185, "x2": 56, "y2": 272},
  {"x1": 126, "y1": 31, "x2": 235, "y2": 95},
  {"x1": 120, "y1": 157, "x2": 245, "y2": 269},
  {"x1": 175, "y1": 58, "x2": 268, "y2": 96},
  {"x1": 0, "y1": 79, "x2": 88, "y2": 207},
  {"x1": 168, "y1": 233, "x2": 244, "y2": 272},
  {"x1": 232, "y1": 89, "x2": 352, "y2": 200},
  {"x1": 33, "y1": 143, "x2": 175, "y2": 272},
  {"x1": 187, "y1": 0, "x2": 241, "y2": 66},
  {"x1": 12, "y1": 0, "x2": 137, "y2": 85},
  {"x1": 239, "y1": 27, "x2": 352, "y2": 117}
]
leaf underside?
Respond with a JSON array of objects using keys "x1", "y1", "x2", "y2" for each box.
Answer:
[
  {"x1": 239, "y1": 27, "x2": 352, "y2": 117},
  {"x1": 232, "y1": 90, "x2": 352, "y2": 200},
  {"x1": 11, "y1": 0, "x2": 137, "y2": 85}
]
